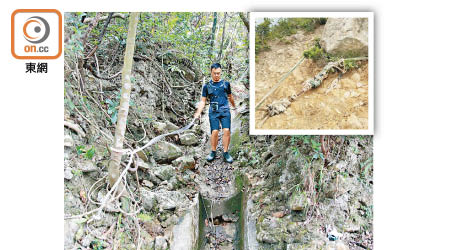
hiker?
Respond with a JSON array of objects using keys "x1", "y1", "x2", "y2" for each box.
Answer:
[{"x1": 194, "y1": 63, "x2": 236, "y2": 163}]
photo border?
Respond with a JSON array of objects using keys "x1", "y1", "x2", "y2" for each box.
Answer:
[{"x1": 249, "y1": 12, "x2": 374, "y2": 135}]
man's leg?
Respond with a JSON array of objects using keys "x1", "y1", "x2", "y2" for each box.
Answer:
[
  {"x1": 211, "y1": 129, "x2": 219, "y2": 151},
  {"x1": 207, "y1": 114, "x2": 220, "y2": 162},
  {"x1": 223, "y1": 128, "x2": 230, "y2": 152},
  {"x1": 220, "y1": 113, "x2": 233, "y2": 163}
]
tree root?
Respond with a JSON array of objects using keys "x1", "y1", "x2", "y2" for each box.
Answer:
[{"x1": 64, "y1": 121, "x2": 86, "y2": 137}]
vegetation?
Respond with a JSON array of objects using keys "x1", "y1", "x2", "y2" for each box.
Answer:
[{"x1": 255, "y1": 18, "x2": 326, "y2": 55}]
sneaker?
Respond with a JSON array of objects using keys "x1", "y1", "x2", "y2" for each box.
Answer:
[
  {"x1": 206, "y1": 151, "x2": 216, "y2": 162},
  {"x1": 223, "y1": 152, "x2": 233, "y2": 163}
]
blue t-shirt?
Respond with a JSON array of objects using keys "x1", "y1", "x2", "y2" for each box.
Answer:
[{"x1": 201, "y1": 80, "x2": 231, "y2": 112}]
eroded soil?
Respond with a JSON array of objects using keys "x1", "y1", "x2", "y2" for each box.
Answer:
[{"x1": 255, "y1": 26, "x2": 369, "y2": 130}]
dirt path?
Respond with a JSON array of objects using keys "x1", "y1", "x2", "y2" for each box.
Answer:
[
  {"x1": 194, "y1": 83, "x2": 246, "y2": 249},
  {"x1": 255, "y1": 26, "x2": 369, "y2": 130}
]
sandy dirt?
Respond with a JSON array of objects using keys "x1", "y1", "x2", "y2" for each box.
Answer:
[{"x1": 255, "y1": 26, "x2": 369, "y2": 130}]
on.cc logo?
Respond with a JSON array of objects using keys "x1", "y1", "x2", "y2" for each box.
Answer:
[
  {"x1": 11, "y1": 9, "x2": 61, "y2": 59},
  {"x1": 23, "y1": 16, "x2": 50, "y2": 44}
]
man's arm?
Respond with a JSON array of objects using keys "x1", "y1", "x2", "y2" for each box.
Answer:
[
  {"x1": 228, "y1": 94, "x2": 236, "y2": 109},
  {"x1": 194, "y1": 97, "x2": 207, "y2": 118}
]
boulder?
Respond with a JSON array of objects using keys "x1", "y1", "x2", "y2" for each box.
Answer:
[
  {"x1": 172, "y1": 155, "x2": 196, "y2": 170},
  {"x1": 141, "y1": 188, "x2": 157, "y2": 211},
  {"x1": 155, "y1": 190, "x2": 188, "y2": 210},
  {"x1": 153, "y1": 164, "x2": 175, "y2": 181},
  {"x1": 153, "y1": 121, "x2": 179, "y2": 134},
  {"x1": 64, "y1": 134, "x2": 74, "y2": 147},
  {"x1": 64, "y1": 167, "x2": 73, "y2": 180},
  {"x1": 325, "y1": 240, "x2": 349, "y2": 250},
  {"x1": 179, "y1": 133, "x2": 199, "y2": 146},
  {"x1": 64, "y1": 219, "x2": 83, "y2": 249},
  {"x1": 289, "y1": 192, "x2": 309, "y2": 211},
  {"x1": 154, "y1": 236, "x2": 168, "y2": 250},
  {"x1": 320, "y1": 18, "x2": 368, "y2": 57},
  {"x1": 76, "y1": 160, "x2": 97, "y2": 173},
  {"x1": 150, "y1": 141, "x2": 182, "y2": 163}
]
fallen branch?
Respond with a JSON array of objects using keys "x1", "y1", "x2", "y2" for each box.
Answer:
[
  {"x1": 64, "y1": 118, "x2": 198, "y2": 220},
  {"x1": 64, "y1": 121, "x2": 86, "y2": 137}
]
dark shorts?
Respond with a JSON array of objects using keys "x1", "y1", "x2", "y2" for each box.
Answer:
[{"x1": 209, "y1": 111, "x2": 231, "y2": 133}]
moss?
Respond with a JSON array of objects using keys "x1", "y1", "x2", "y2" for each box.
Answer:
[
  {"x1": 137, "y1": 212, "x2": 155, "y2": 222},
  {"x1": 229, "y1": 128, "x2": 249, "y2": 159}
]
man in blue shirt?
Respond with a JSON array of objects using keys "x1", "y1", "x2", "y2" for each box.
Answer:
[{"x1": 194, "y1": 63, "x2": 236, "y2": 163}]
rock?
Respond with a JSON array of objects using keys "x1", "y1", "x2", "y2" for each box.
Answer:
[
  {"x1": 289, "y1": 192, "x2": 309, "y2": 211},
  {"x1": 150, "y1": 141, "x2": 182, "y2": 163},
  {"x1": 140, "y1": 230, "x2": 155, "y2": 250},
  {"x1": 64, "y1": 219, "x2": 83, "y2": 249},
  {"x1": 81, "y1": 233, "x2": 94, "y2": 248},
  {"x1": 137, "y1": 150, "x2": 148, "y2": 162},
  {"x1": 152, "y1": 121, "x2": 167, "y2": 134},
  {"x1": 155, "y1": 190, "x2": 188, "y2": 210},
  {"x1": 351, "y1": 73, "x2": 361, "y2": 82},
  {"x1": 165, "y1": 121, "x2": 179, "y2": 132},
  {"x1": 136, "y1": 157, "x2": 150, "y2": 169},
  {"x1": 346, "y1": 114, "x2": 363, "y2": 129},
  {"x1": 64, "y1": 167, "x2": 73, "y2": 180},
  {"x1": 179, "y1": 133, "x2": 198, "y2": 146},
  {"x1": 153, "y1": 121, "x2": 179, "y2": 135},
  {"x1": 141, "y1": 189, "x2": 157, "y2": 211},
  {"x1": 153, "y1": 164, "x2": 175, "y2": 181},
  {"x1": 142, "y1": 180, "x2": 154, "y2": 188},
  {"x1": 172, "y1": 155, "x2": 195, "y2": 170},
  {"x1": 273, "y1": 211, "x2": 285, "y2": 218},
  {"x1": 76, "y1": 160, "x2": 97, "y2": 173},
  {"x1": 154, "y1": 236, "x2": 168, "y2": 250},
  {"x1": 325, "y1": 240, "x2": 349, "y2": 250},
  {"x1": 167, "y1": 176, "x2": 181, "y2": 190},
  {"x1": 161, "y1": 214, "x2": 178, "y2": 228},
  {"x1": 320, "y1": 18, "x2": 368, "y2": 57},
  {"x1": 325, "y1": 175, "x2": 350, "y2": 198},
  {"x1": 64, "y1": 134, "x2": 74, "y2": 147}
]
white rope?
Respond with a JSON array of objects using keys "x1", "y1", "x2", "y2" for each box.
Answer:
[{"x1": 65, "y1": 118, "x2": 198, "y2": 220}]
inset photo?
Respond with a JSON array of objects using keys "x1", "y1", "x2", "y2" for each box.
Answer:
[{"x1": 250, "y1": 12, "x2": 374, "y2": 135}]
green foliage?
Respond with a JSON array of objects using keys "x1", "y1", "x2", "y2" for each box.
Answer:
[
  {"x1": 256, "y1": 18, "x2": 326, "y2": 56},
  {"x1": 360, "y1": 157, "x2": 373, "y2": 179},
  {"x1": 303, "y1": 45, "x2": 324, "y2": 61},
  {"x1": 106, "y1": 97, "x2": 119, "y2": 125},
  {"x1": 72, "y1": 169, "x2": 83, "y2": 176},
  {"x1": 290, "y1": 135, "x2": 324, "y2": 161},
  {"x1": 303, "y1": 38, "x2": 328, "y2": 61},
  {"x1": 105, "y1": 91, "x2": 134, "y2": 125},
  {"x1": 255, "y1": 18, "x2": 272, "y2": 54},
  {"x1": 90, "y1": 239, "x2": 106, "y2": 250},
  {"x1": 137, "y1": 212, "x2": 155, "y2": 222},
  {"x1": 343, "y1": 59, "x2": 360, "y2": 70},
  {"x1": 76, "y1": 145, "x2": 96, "y2": 160}
]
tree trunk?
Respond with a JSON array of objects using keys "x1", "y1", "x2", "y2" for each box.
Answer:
[
  {"x1": 217, "y1": 12, "x2": 227, "y2": 62},
  {"x1": 239, "y1": 12, "x2": 249, "y2": 32},
  {"x1": 208, "y1": 12, "x2": 218, "y2": 60},
  {"x1": 108, "y1": 12, "x2": 140, "y2": 189}
]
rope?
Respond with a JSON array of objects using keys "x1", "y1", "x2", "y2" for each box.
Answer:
[
  {"x1": 110, "y1": 118, "x2": 198, "y2": 156},
  {"x1": 255, "y1": 56, "x2": 305, "y2": 110}
]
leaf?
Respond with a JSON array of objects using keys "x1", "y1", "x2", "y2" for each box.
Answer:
[
  {"x1": 76, "y1": 145, "x2": 85, "y2": 155},
  {"x1": 85, "y1": 146, "x2": 95, "y2": 159},
  {"x1": 111, "y1": 112, "x2": 118, "y2": 124}
]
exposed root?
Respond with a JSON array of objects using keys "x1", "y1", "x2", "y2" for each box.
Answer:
[
  {"x1": 259, "y1": 58, "x2": 369, "y2": 126},
  {"x1": 64, "y1": 120, "x2": 86, "y2": 137}
]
